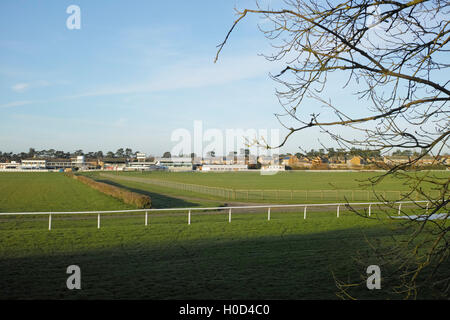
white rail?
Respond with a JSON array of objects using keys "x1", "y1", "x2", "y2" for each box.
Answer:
[
  {"x1": 0, "y1": 200, "x2": 431, "y2": 230},
  {"x1": 0, "y1": 200, "x2": 430, "y2": 216}
]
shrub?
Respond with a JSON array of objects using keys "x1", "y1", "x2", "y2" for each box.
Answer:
[{"x1": 65, "y1": 173, "x2": 151, "y2": 208}]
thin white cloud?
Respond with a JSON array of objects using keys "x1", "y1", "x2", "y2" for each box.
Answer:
[
  {"x1": 0, "y1": 100, "x2": 36, "y2": 109},
  {"x1": 11, "y1": 80, "x2": 51, "y2": 93},
  {"x1": 11, "y1": 83, "x2": 30, "y2": 92},
  {"x1": 1, "y1": 54, "x2": 280, "y2": 108},
  {"x1": 65, "y1": 54, "x2": 278, "y2": 99}
]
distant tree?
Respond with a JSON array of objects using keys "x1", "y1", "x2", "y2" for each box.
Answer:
[
  {"x1": 327, "y1": 148, "x2": 336, "y2": 158},
  {"x1": 106, "y1": 151, "x2": 115, "y2": 158},
  {"x1": 125, "y1": 148, "x2": 133, "y2": 157},
  {"x1": 47, "y1": 149, "x2": 56, "y2": 158},
  {"x1": 392, "y1": 149, "x2": 413, "y2": 156},
  {"x1": 28, "y1": 148, "x2": 36, "y2": 158},
  {"x1": 115, "y1": 148, "x2": 124, "y2": 158},
  {"x1": 54, "y1": 150, "x2": 66, "y2": 159},
  {"x1": 162, "y1": 151, "x2": 171, "y2": 158}
]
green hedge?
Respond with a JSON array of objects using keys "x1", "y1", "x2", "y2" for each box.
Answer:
[{"x1": 66, "y1": 173, "x2": 151, "y2": 209}]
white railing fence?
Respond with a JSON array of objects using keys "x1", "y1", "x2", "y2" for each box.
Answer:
[{"x1": 0, "y1": 200, "x2": 432, "y2": 231}]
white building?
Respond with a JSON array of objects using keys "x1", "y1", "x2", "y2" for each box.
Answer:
[
  {"x1": 261, "y1": 164, "x2": 285, "y2": 172},
  {"x1": 0, "y1": 161, "x2": 21, "y2": 170},
  {"x1": 126, "y1": 161, "x2": 161, "y2": 171},
  {"x1": 201, "y1": 164, "x2": 248, "y2": 172},
  {"x1": 155, "y1": 157, "x2": 193, "y2": 171},
  {"x1": 21, "y1": 159, "x2": 47, "y2": 169},
  {"x1": 136, "y1": 153, "x2": 147, "y2": 162}
]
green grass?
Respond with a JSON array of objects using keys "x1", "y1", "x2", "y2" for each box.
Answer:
[
  {"x1": 1, "y1": 209, "x2": 444, "y2": 300},
  {"x1": 0, "y1": 173, "x2": 135, "y2": 212},
  {"x1": 108, "y1": 170, "x2": 449, "y2": 191},
  {"x1": 84, "y1": 170, "x2": 448, "y2": 205},
  {"x1": 85, "y1": 174, "x2": 225, "y2": 208},
  {"x1": 0, "y1": 172, "x2": 447, "y2": 300}
]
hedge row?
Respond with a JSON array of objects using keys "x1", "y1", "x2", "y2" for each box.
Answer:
[{"x1": 66, "y1": 173, "x2": 151, "y2": 208}]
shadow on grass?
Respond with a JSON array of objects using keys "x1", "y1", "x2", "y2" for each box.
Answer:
[
  {"x1": 1, "y1": 224, "x2": 444, "y2": 300},
  {"x1": 93, "y1": 178, "x2": 200, "y2": 209}
]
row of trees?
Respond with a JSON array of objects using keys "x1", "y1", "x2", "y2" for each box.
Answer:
[
  {"x1": 283, "y1": 147, "x2": 383, "y2": 159},
  {"x1": 2, "y1": 147, "x2": 434, "y2": 163},
  {"x1": 0, "y1": 148, "x2": 141, "y2": 162}
]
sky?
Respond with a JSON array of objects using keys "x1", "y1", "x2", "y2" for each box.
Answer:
[{"x1": 0, "y1": 1, "x2": 448, "y2": 157}]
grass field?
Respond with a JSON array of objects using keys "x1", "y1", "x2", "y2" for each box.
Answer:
[
  {"x1": 104, "y1": 170, "x2": 449, "y2": 191},
  {"x1": 0, "y1": 172, "x2": 448, "y2": 299},
  {"x1": 0, "y1": 173, "x2": 136, "y2": 212},
  {"x1": 85, "y1": 170, "x2": 449, "y2": 204},
  {"x1": 1, "y1": 208, "x2": 446, "y2": 299}
]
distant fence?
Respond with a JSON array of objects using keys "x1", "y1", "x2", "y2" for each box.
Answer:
[
  {"x1": 0, "y1": 200, "x2": 432, "y2": 231},
  {"x1": 99, "y1": 173, "x2": 439, "y2": 202}
]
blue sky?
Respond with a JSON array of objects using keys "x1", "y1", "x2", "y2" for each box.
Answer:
[
  {"x1": 1, "y1": 0, "x2": 291, "y2": 156},
  {"x1": 1, "y1": 1, "x2": 447, "y2": 156}
]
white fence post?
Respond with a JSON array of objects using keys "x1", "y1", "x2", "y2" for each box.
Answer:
[{"x1": 0, "y1": 200, "x2": 432, "y2": 231}]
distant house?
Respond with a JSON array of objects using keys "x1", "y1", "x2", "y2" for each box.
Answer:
[
  {"x1": 383, "y1": 156, "x2": 410, "y2": 165},
  {"x1": 261, "y1": 164, "x2": 285, "y2": 172},
  {"x1": 281, "y1": 155, "x2": 300, "y2": 166},
  {"x1": 202, "y1": 156, "x2": 225, "y2": 165},
  {"x1": 416, "y1": 156, "x2": 437, "y2": 165},
  {"x1": 257, "y1": 155, "x2": 278, "y2": 165},
  {"x1": 347, "y1": 156, "x2": 365, "y2": 166}
]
